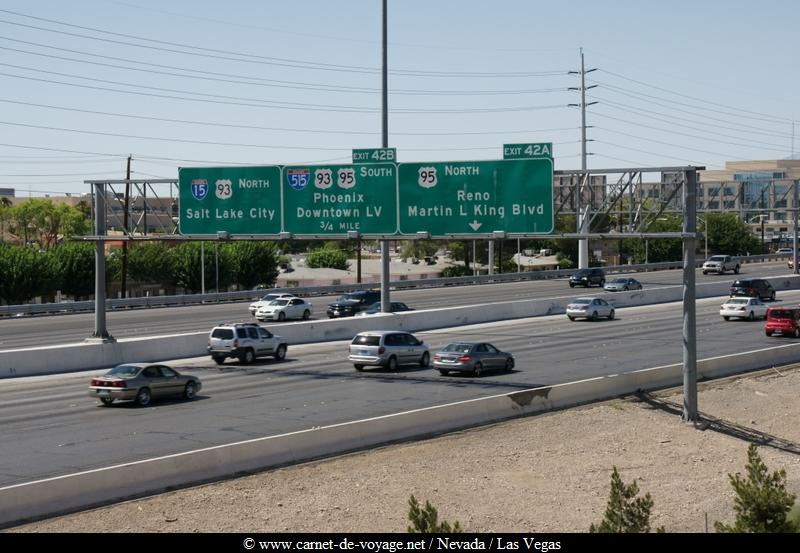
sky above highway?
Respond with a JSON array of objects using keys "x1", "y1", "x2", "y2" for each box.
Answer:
[{"x1": 0, "y1": 0, "x2": 797, "y2": 196}]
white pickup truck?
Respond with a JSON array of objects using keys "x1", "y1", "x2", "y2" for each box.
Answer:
[{"x1": 702, "y1": 255, "x2": 740, "y2": 275}]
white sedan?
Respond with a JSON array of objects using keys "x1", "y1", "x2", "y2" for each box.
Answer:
[
  {"x1": 720, "y1": 297, "x2": 768, "y2": 321},
  {"x1": 249, "y1": 292, "x2": 296, "y2": 315},
  {"x1": 566, "y1": 297, "x2": 615, "y2": 321},
  {"x1": 255, "y1": 297, "x2": 313, "y2": 321}
]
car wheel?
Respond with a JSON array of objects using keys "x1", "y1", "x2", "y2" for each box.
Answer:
[
  {"x1": 770, "y1": 291, "x2": 776, "y2": 302},
  {"x1": 183, "y1": 381, "x2": 197, "y2": 400},
  {"x1": 212, "y1": 355, "x2": 225, "y2": 365},
  {"x1": 354, "y1": 364, "x2": 364, "y2": 371},
  {"x1": 240, "y1": 348, "x2": 255, "y2": 364},
  {"x1": 278, "y1": 311, "x2": 286, "y2": 322},
  {"x1": 100, "y1": 397, "x2": 114, "y2": 406},
  {"x1": 473, "y1": 362, "x2": 483, "y2": 377},
  {"x1": 734, "y1": 265, "x2": 740, "y2": 274},
  {"x1": 568, "y1": 315, "x2": 575, "y2": 321},
  {"x1": 608, "y1": 309, "x2": 615, "y2": 320},
  {"x1": 387, "y1": 356, "x2": 398, "y2": 371},
  {"x1": 136, "y1": 387, "x2": 151, "y2": 407},
  {"x1": 599, "y1": 279, "x2": 605, "y2": 288},
  {"x1": 274, "y1": 344, "x2": 287, "y2": 361},
  {"x1": 702, "y1": 271, "x2": 707, "y2": 275},
  {"x1": 591, "y1": 311, "x2": 599, "y2": 321},
  {"x1": 505, "y1": 358, "x2": 514, "y2": 372},
  {"x1": 794, "y1": 328, "x2": 800, "y2": 339},
  {"x1": 766, "y1": 330, "x2": 773, "y2": 337},
  {"x1": 623, "y1": 286, "x2": 629, "y2": 291},
  {"x1": 723, "y1": 316, "x2": 730, "y2": 321},
  {"x1": 419, "y1": 352, "x2": 430, "y2": 368},
  {"x1": 302, "y1": 310, "x2": 311, "y2": 320},
  {"x1": 748, "y1": 311, "x2": 755, "y2": 321},
  {"x1": 569, "y1": 283, "x2": 575, "y2": 288},
  {"x1": 438, "y1": 369, "x2": 450, "y2": 376}
]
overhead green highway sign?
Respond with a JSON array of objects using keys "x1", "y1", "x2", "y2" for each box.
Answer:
[
  {"x1": 503, "y1": 142, "x2": 553, "y2": 159},
  {"x1": 282, "y1": 163, "x2": 397, "y2": 235},
  {"x1": 178, "y1": 166, "x2": 282, "y2": 235},
  {"x1": 352, "y1": 147, "x2": 397, "y2": 164},
  {"x1": 397, "y1": 158, "x2": 553, "y2": 236}
]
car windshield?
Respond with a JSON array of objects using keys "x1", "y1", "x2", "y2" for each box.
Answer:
[
  {"x1": 441, "y1": 343, "x2": 473, "y2": 353},
  {"x1": 261, "y1": 294, "x2": 279, "y2": 301},
  {"x1": 611, "y1": 278, "x2": 627, "y2": 284},
  {"x1": 270, "y1": 299, "x2": 290, "y2": 306},
  {"x1": 572, "y1": 298, "x2": 592, "y2": 305},
  {"x1": 708, "y1": 256, "x2": 725, "y2": 262},
  {"x1": 352, "y1": 335, "x2": 380, "y2": 346},
  {"x1": 574, "y1": 270, "x2": 590, "y2": 276},
  {"x1": 769, "y1": 310, "x2": 796, "y2": 319},
  {"x1": 106, "y1": 364, "x2": 140, "y2": 377},
  {"x1": 338, "y1": 293, "x2": 361, "y2": 301}
]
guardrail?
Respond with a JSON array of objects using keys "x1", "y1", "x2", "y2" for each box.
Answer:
[{"x1": 0, "y1": 253, "x2": 791, "y2": 317}]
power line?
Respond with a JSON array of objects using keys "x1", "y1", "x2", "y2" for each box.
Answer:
[
  {"x1": 0, "y1": 11, "x2": 568, "y2": 78},
  {"x1": 0, "y1": 40, "x2": 570, "y2": 96},
  {"x1": 0, "y1": 68, "x2": 569, "y2": 115},
  {"x1": 597, "y1": 68, "x2": 790, "y2": 123}
]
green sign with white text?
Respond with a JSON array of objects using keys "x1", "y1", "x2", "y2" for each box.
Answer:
[
  {"x1": 397, "y1": 159, "x2": 553, "y2": 236},
  {"x1": 282, "y1": 163, "x2": 397, "y2": 235},
  {"x1": 503, "y1": 143, "x2": 553, "y2": 159},
  {"x1": 353, "y1": 148, "x2": 397, "y2": 163},
  {"x1": 178, "y1": 166, "x2": 282, "y2": 235}
]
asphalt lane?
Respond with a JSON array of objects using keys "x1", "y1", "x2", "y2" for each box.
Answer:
[
  {"x1": 0, "y1": 261, "x2": 792, "y2": 349},
  {"x1": 1, "y1": 287, "x2": 798, "y2": 486}
]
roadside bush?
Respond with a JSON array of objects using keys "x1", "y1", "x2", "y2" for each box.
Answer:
[
  {"x1": 590, "y1": 467, "x2": 664, "y2": 533},
  {"x1": 407, "y1": 495, "x2": 463, "y2": 533},
  {"x1": 440, "y1": 265, "x2": 472, "y2": 278}
]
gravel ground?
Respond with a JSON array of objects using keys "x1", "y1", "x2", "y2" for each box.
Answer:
[{"x1": 9, "y1": 365, "x2": 800, "y2": 533}]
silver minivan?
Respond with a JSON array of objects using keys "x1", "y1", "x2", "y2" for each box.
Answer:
[{"x1": 349, "y1": 330, "x2": 430, "y2": 371}]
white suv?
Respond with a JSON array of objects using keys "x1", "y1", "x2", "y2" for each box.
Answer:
[
  {"x1": 208, "y1": 323, "x2": 287, "y2": 365},
  {"x1": 702, "y1": 255, "x2": 740, "y2": 275}
]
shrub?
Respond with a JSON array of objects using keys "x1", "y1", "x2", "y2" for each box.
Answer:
[
  {"x1": 407, "y1": 495, "x2": 463, "y2": 533},
  {"x1": 590, "y1": 467, "x2": 664, "y2": 533}
]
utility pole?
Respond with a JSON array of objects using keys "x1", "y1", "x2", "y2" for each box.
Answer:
[
  {"x1": 568, "y1": 49, "x2": 597, "y2": 269},
  {"x1": 380, "y1": 0, "x2": 390, "y2": 313},
  {"x1": 120, "y1": 155, "x2": 132, "y2": 298}
]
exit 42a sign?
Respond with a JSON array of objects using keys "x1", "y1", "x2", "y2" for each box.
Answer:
[{"x1": 503, "y1": 143, "x2": 552, "y2": 159}]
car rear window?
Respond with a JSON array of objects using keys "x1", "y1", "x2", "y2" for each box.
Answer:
[
  {"x1": 442, "y1": 343, "x2": 472, "y2": 353},
  {"x1": 768, "y1": 310, "x2": 796, "y2": 319},
  {"x1": 211, "y1": 328, "x2": 235, "y2": 339},
  {"x1": 732, "y1": 280, "x2": 752, "y2": 287},
  {"x1": 106, "y1": 364, "x2": 140, "y2": 376},
  {"x1": 727, "y1": 298, "x2": 749, "y2": 304},
  {"x1": 352, "y1": 335, "x2": 380, "y2": 346}
]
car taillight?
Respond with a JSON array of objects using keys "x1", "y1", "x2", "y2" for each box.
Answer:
[
  {"x1": 113, "y1": 381, "x2": 126, "y2": 388},
  {"x1": 434, "y1": 354, "x2": 441, "y2": 361},
  {"x1": 749, "y1": 288, "x2": 757, "y2": 295},
  {"x1": 458, "y1": 355, "x2": 471, "y2": 362},
  {"x1": 378, "y1": 346, "x2": 385, "y2": 354},
  {"x1": 90, "y1": 379, "x2": 101, "y2": 386},
  {"x1": 738, "y1": 307, "x2": 746, "y2": 311},
  {"x1": 234, "y1": 339, "x2": 239, "y2": 348}
]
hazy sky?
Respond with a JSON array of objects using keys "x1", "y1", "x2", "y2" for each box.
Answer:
[{"x1": 0, "y1": 0, "x2": 797, "y2": 196}]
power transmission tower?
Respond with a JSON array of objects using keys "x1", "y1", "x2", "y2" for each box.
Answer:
[{"x1": 568, "y1": 48, "x2": 597, "y2": 268}]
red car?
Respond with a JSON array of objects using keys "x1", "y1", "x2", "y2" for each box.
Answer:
[{"x1": 764, "y1": 307, "x2": 800, "y2": 338}]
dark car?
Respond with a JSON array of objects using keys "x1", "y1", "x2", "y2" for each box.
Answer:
[
  {"x1": 569, "y1": 268, "x2": 606, "y2": 288},
  {"x1": 729, "y1": 279, "x2": 776, "y2": 302},
  {"x1": 355, "y1": 301, "x2": 413, "y2": 317},
  {"x1": 89, "y1": 363, "x2": 202, "y2": 407},
  {"x1": 326, "y1": 290, "x2": 381, "y2": 318}
]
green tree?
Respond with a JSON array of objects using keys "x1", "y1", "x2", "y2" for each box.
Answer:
[
  {"x1": 407, "y1": 495, "x2": 463, "y2": 533},
  {"x1": 226, "y1": 241, "x2": 279, "y2": 289},
  {"x1": 170, "y1": 242, "x2": 229, "y2": 293},
  {"x1": 590, "y1": 467, "x2": 664, "y2": 533},
  {"x1": 440, "y1": 265, "x2": 472, "y2": 277},
  {"x1": 127, "y1": 243, "x2": 176, "y2": 285},
  {"x1": 0, "y1": 244, "x2": 56, "y2": 303},
  {"x1": 6, "y1": 199, "x2": 90, "y2": 247},
  {"x1": 306, "y1": 246, "x2": 349, "y2": 270},
  {"x1": 621, "y1": 215, "x2": 683, "y2": 263},
  {"x1": 0, "y1": 197, "x2": 12, "y2": 241},
  {"x1": 400, "y1": 239, "x2": 438, "y2": 261},
  {"x1": 50, "y1": 242, "x2": 95, "y2": 298},
  {"x1": 705, "y1": 213, "x2": 760, "y2": 256},
  {"x1": 715, "y1": 444, "x2": 799, "y2": 533}
]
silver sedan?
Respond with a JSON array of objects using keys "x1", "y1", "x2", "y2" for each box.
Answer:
[
  {"x1": 432, "y1": 342, "x2": 515, "y2": 377},
  {"x1": 89, "y1": 363, "x2": 202, "y2": 407},
  {"x1": 566, "y1": 297, "x2": 615, "y2": 321},
  {"x1": 604, "y1": 277, "x2": 642, "y2": 292}
]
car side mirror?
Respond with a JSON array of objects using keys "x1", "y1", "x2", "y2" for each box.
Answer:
[{"x1": 419, "y1": 340, "x2": 424, "y2": 344}]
